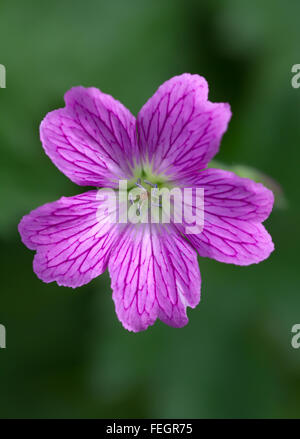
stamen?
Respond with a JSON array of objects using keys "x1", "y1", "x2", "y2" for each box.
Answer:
[
  {"x1": 144, "y1": 179, "x2": 155, "y2": 187},
  {"x1": 131, "y1": 178, "x2": 162, "y2": 213},
  {"x1": 135, "y1": 181, "x2": 146, "y2": 190}
]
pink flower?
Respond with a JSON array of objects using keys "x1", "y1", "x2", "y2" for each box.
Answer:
[{"x1": 18, "y1": 74, "x2": 274, "y2": 332}]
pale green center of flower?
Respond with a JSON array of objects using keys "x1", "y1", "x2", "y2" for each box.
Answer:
[
  {"x1": 126, "y1": 163, "x2": 171, "y2": 192},
  {"x1": 125, "y1": 164, "x2": 173, "y2": 223}
]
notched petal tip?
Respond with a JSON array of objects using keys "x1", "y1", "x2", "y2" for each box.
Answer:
[
  {"x1": 18, "y1": 213, "x2": 36, "y2": 251},
  {"x1": 39, "y1": 85, "x2": 139, "y2": 187},
  {"x1": 137, "y1": 73, "x2": 232, "y2": 179},
  {"x1": 109, "y1": 224, "x2": 201, "y2": 332},
  {"x1": 178, "y1": 168, "x2": 275, "y2": 266},
  {"x1": 18, "y1": 191, "x2": 121, "y2": 289}
]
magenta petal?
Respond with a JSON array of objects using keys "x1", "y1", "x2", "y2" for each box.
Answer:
[
  {"x1": 108, "y1": 224, "x2": 201, "y2": 332},
  {"x1": 137, "y1": 73, "x2": 231, "y2": 179},
  {"x1": 40, "y1": 86, "x2": 139, "y2": 187},
  {"x1": 179, "y1": 169, "x2": 275, "y2": 265},
  {"x1": 18, "y1": 191, "x2": 121, "y2": 287}
]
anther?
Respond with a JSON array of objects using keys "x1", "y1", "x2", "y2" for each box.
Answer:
[
  {"x1": 135, "y1": 179, "x2": 146, "y2": 190},
  {"x1": 144, "y1": 179, "x2": 155, "y2": 187}
]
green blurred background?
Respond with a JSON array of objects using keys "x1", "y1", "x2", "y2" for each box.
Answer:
[{"x1": 1, "y1": 0, "x2": 300, "y2": 418}]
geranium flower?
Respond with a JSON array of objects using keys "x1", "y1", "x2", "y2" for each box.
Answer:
[{"x1": 18, "y1": 74, "x2": 274, "y2": 332}]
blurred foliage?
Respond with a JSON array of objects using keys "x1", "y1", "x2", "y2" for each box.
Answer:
[{"x1": 0, "y1": 0, "x2": 300, "y2": 418}]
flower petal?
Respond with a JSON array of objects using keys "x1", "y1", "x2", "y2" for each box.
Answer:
[
  {"x1": 178, "y1": 169, "x2": 274, "y2": 265},
  {"x1": 40, "y1": 86, "x2": 139, "y2": 187},
  {"x1": 108, "y1": 224, "x2": 201, "y2": 332},
  {"x1": 137, "y1": 73, "x2": 231, "y2": 179},
  {"x1": 18, "y1": 191, "x2": 121, "y2": 287}
]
